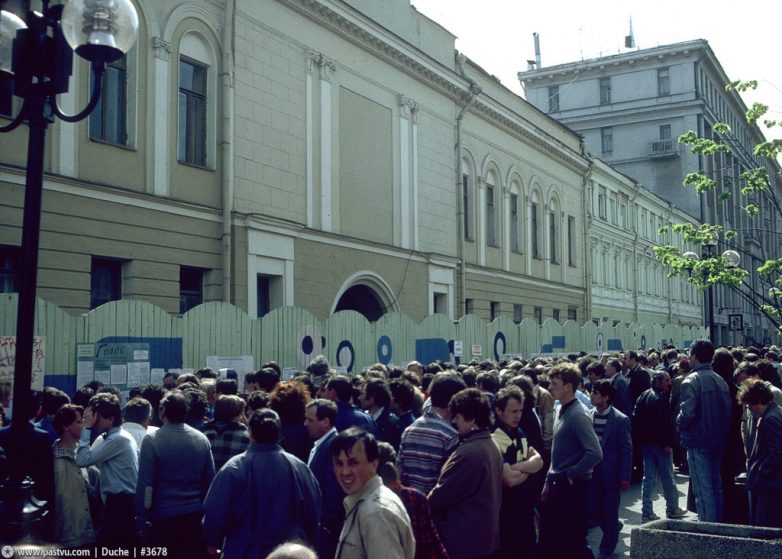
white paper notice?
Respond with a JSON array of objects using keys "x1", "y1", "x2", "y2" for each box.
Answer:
[
  {"x1": 110, "y1": 364, "x2": 127, "y2": 385},
  {"x1": 77, "y1": 360, "x2": 94, "y2": 388},
  {"x1": 282, "y1": 367, "x2": 298, "y2": 381},
  {"x1": 77, "y1": 344, "x2": 95, "y2": 359},
  {"x1": 150, "y1": 368, "x2": 166, "y2": 386},
  {"x1": 133, "y1": 350, "x2": 149, "y2": 361},
  {"x1": 127, "y1": 362, "x2": 150, "y2": 387},
  {"x1": 95, "y1": 370, "x2": 111, "y2": 385}
]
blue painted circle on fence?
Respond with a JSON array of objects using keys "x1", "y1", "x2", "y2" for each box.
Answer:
[
  {"x1": 640, "y1": 335, "x2": 647, "y2": 349},
  {"x1": 336, "y1": 340, "x2": 355, "y2": 372},
  {"x1": 597, "y1": 332, "x2": 604, "y2": 353},
  {"x1": 376, "y1": 335, "x2": 393, "y2": 365},
  {"x1": 301, "y1": 335, "x2": 314, "y2": 355},
  {"x1": 494, "y1": 332, "x2": 507, "y2": 361}
]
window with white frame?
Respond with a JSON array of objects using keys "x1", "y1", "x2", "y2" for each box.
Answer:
[
  {"x1": 599, "y1": 77, "x2": 611, "y2": 104},
  {"x1": 598, "y1": 189, "x2": 607, "y2": 220},
  {"x1": 567, "y1": 215, "x2": 576, "y2": 267},
  {"x1": 549, "y1": 210, "x2": 558, "y2": 264},
  {"x1": 178, "y1": 58, "x2": 207, "y2": 166},
  {"x1": 486, "y1": 183, "x2": 498, "y2": 247},
  {"x1": 90, "y1": 56, "x2": 128, "y2": 145},
  {"x1": 462, "y1": 169, "x2": 474, "y2": 241},
  {"x1": 510, "y1": 193, "x2": 521, "y2": 253},
  {"x1": 657, "y1": 67, "x2": 670, "y2": 96},
  {"x1": 531, "y1": 201, "x2": 541, "y2": 258},
  {"x1": 549, "y1": 85, "x2": 560, "y2": 112},
  {"x1": 601, "y1": 127, "x2": 613, "y2": 153}
]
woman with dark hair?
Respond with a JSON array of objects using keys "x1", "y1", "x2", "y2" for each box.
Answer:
[
  {"x1": 712, "y1": 347, "x2": 747, "y2": 523},
  {"x1": 269, "y1": 380, "x2": 313, "y2": 462},
  {"x1": 428, "y1": 388, "x2": 503, "y2": 559}
]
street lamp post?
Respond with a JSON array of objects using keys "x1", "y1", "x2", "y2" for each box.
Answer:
[{"x1": 0, "y1": 0, "x2": 138, "y2": 541}]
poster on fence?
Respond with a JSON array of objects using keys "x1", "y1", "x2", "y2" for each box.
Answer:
[
  {"x1": 77, "y1": 342, "x2": 150, "y2": 403},
  {"x1": 0, "y1": 336, "x2": 46, "y2": 399}
]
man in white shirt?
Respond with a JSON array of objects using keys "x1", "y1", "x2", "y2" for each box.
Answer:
[{"x1": 121, "y1": 397, "x2": 158, "y2": 454}]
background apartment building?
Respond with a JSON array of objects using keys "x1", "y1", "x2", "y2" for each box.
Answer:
[
  {"x1": 0, "y1": 0, "x2": 700, "y2": 337},
  {"x1": 521, "y1": 40, "x2": 782, "y2": 345}
]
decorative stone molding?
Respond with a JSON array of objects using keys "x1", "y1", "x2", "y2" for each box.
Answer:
[
  {"x1": 152, "y1": 37, "x2": 173, "y2": 61},
  {"x1": 307, "y1": 51, "x2": 321, "y2": 74},
  {"x1": 398, "y1": 95, "x2": 418, "y2": 121},
  {"x1": 319, "y1": 56, "x2": 336, "y2": 82}
]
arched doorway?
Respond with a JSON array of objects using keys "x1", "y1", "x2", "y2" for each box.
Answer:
[{"x1": 334, "y1": 284, "x2": 385, "y2": 322}]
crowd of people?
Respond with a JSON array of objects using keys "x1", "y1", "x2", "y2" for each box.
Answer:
[{"x1": 0, "y1": 339, "x2": 781, "y2": 559}]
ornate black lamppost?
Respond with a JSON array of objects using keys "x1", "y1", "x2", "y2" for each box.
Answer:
[{"x1": 0, "y1": 0, "x2": 138, "y2": 541}]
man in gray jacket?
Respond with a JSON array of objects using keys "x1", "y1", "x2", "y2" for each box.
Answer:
[{"x1": 676, "y1": 340, "x2": 731, "y2": 522}]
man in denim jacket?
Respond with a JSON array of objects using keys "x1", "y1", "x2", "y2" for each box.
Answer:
[{"x1": 676, "y1": 340, "x2": 731, "y2": 522}]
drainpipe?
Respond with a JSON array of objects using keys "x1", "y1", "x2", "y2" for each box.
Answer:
[
  {"x1": 581, "y1": 144, "x2": 593, "y2": 323},
  {"x1": 455, "y1": 53, "x2": 481, "y2": 317},
  {"x1": 629, "y1": 181, "x2": 642, "y2": 322},
  {"x1": 221, "y1": 0, "x2": 236, "y2": 303}
]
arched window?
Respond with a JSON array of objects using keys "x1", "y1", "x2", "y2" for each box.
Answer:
[
  {"x1": 509, "y1": 180, "x2": 522, "y2": 253},
  {"x1": 462, "y1": 157, "x2": 475, "y2": 241},
  {"x1": 486, "y1": 169, "x2": 499, "y2": 247},
  {"x1": 178, "y1": 31, "x2": 217, "y2": 168}
]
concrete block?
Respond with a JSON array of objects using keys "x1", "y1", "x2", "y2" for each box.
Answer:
[{"x1": 631, "y1": 519, "x2": 782, "y2": 558}]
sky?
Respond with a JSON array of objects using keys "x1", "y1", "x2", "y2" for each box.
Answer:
[{"x1": 412, "y1": 0, "x2": 782, "y2": 141}]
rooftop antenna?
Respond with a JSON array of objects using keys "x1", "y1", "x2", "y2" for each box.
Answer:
[
  {"x1": 533, "y1": 32, "x2": 541, "y2": 68},
  {"x1": 625, "y1": 17, "x2": 636, "y2": 49}
]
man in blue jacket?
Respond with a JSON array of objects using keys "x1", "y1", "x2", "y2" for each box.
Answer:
[
  {"x1": 589, "y1": 380, "x2": 632, "y2": 559},
  {"x1": 676, "y1": 340, "x2": 731, "y2": 522},
  {"x1": 325, "y1": 376, "x2": 376, "y2": 433}
]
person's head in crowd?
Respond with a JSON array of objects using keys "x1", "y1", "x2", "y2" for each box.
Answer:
[
  {"x1": 265, "y1": 542, "x2": 318, "y2": 559},
  {"x1": 738, "y1": 377, "x2": 774, "y2": 417},
  {"x1": 53, "y1": 404, "x2": 85, "y2": 442},
  {"x1": 269, "y1": 381, "x2": 311, "y2": 424},
  {"x1": 162, "y1": 372, "x2": 178, "y2": 390},
  {"x1": 590, "y1": 379, "x2": 614, "y2": 411},
  {"x1": 128, "y1": 387, "x2": 142, "y2": 400},
  {"x1": 420, "y1": 372, "x2": 435, "y2": 393},
  {"x1": 507, "y1": 375, "x2": 536, "y2": 413},
  {"x1": 449, "y1": 388, "x2": 492, "y2": 437},
  {"x1": 664, "y1": 348, "x2": 679, "y2": 367},
  {"x1": 308, "y1": 355, "x2": 330, "y2": 380},
  {"x1": 181, "y1": 386, "x2": 209, "y2": 427},
  {"x1": 757, "y1": 359, "x2": 782, "y2": 389},
  {"x1": 388, "y1": 380, "x2": 416, "y2": 416},
  {"x1": 214, "y1": 394, "x2": 247, "y2": 423},
  {"x1": 494, "y1": 385, "x2": 524, "y2": 429},
  {"x1": 291, "y1": 374, "x2": 316, "y2": 398},
  {"x1": 248, "y1": 408, "x2": 281, "y2": 444},
  {"x1": 406, "y1": 361, "x2": 423, "y2": 377},
  {"x1": 648, "y1": 352, "x2": 661, "y2": 369},
  {"x1": 96, "y1": 384, "x2": 121, "y2": 399},
  {"x1": 331, "y1": 427, "x2": 380, "y2": 496},
  {"x1": 399, "y1": 371, "x2": 421, "y2": 387},
  {"x1": 87, "y1": 392, "x2": 123, "y2": 432},
  {"x1": 428, "y1": 373, "x2": 468, "y2": 417},
  {"x1": 201, "y1": 378, "x2": 217, "y2": 406},
  {"x1": 548, "y1": 362, "x2": 582, "y2": 404},
  {"x1": 123, "y1": 397, "x2": 152, "y2": 426},
  {"x1": 388, "y1": 367, "x2": 404, "y2": 380},
  {"x1": 461, "y1": 367, "x2": 477, "y2": 388},
  {"x1": 262, "y1": 361, "x2": 282, "y2": 377},
  {"x1": 159, "y1": 390, "x2": 189, "y2": 424},
  {"x1": 735, "y1": 361, "x2": 759, "y2": 386},
  {"x1": 215, "y1": 378, "x2": 238, "y2": 396},
  {"x1": 426, "y1": 362, "x2": 444, "y2": 375},
  {"x1": 476, "y1": 372, "x2": 499, "y2": 394},
  {"x1": 304, "y1": 399, "x2": 337, "y2": 440},
  {"x1": 196, "y1": 367, "x2": 217, "y2": 380},
  {"x1": 176, "y1": 372, "x2": 199, "y2": 387},
  {"x1": 243, "y1": 371, "x2": 259, "y2": 393},
  {"x1": 39, "y1": 387, "x2": 70, "y2": 418},
  {"x1": 577, "y1": 356, "x2": 594, "y2": 376},
  {"x1": 360, "y1": 378, "x2": 391, "y2": 413},
  {"x1": 140, "y1": 384, "x2": 166, "y2": 426},
  {"x1": 375, "y1": 440, "x2": 399, "y2": 486},
  {"x1": 73, "y1": 386, "x2": 95, "y2": 409},
  {"x1": 731, "y1": 348, "x2": 746, "y2": 363},
  {"x1": 605, "y1": 359, "x2": 622, "y2": 378},
  {"x1": 247, "y1": 390, "x2": 270, "y2": 412},
  {"x1": 257, "y1": 368, "x2": 281, "y2": 393},
  {"x1": 325, "y1": 376, "x2": 353, "y2": 404},
  {"x1": 689, "y1": 340, "x2": 715, "y2": 367},
  {"x1": 712, "y1": 348, "x2": 737, "y2": 388},
  {"x1": 623, "y1": 350, "x2": 639, "y2": 371},
  {"x1": 586, "y1": 362, "x2": 606, "y2": 385},
  {"x1": 651, "y1": 371, "x2": 672, "y2": 393}
]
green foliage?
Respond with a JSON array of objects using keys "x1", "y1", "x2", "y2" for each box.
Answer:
[
  {"x1": 726, "y1": 80, "x2": 758, "y2": 93},
  {"x1": 683, "y1": 171, "x2": 717, "y2": 193},
  {"x1": 678, "y1": 131, "x2": 731, "y2": 156},
  {"x1": 746, "y1": 103, "x2": 768, "y2": 125}
]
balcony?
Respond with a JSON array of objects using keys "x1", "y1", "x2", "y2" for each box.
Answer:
[{"x1": 650, "y1": 139, "x2": 679, "y2": 159}]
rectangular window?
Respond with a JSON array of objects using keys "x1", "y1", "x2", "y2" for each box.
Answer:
[
  {"x1": 553, "y1": 309, "x2": 560, "y2": 323},
  {"x1": 0, "y1": 245, "x2": 21, "y2": 293},
  {"x1": 178, "y1": 58, "x2": 207, "y2": 166},
  {"x1": 598, "y1": 189, "x2": 607, "y2": 220},
  {"x1": 89, "y1": 56, "x2": 127, "y2": 145},
  {"x1": 548, "y1": 85, "x2": 560, "y2": 112},
  {"x1": 486, "y1": 185, "x2": 498, "y2": 247},
  {"x1": 660, "y1": 124, "x2": 671, "y2": 143},
  {"x1": 601, "y1": 127, "x2": 613, "y2": 153},
  {"x1": 609, "y1": 198, "x2": 617, "y2": 225},
  {"x1": 490, "y1": 302, "x2": 500, "y2": 321},
  {"x1": 462, "y1": 173, "x2": 472, "y2": 241},
  {"x1": 620, "y1": 203, "x2": 627, "y2": 229},
  {"x1": 513, "y1": 304, "x2": 522, "y2": 324},
  {"x1": 257, "y1": 276, "x2": 271, "y2": 318},
  {"x1": 465, "y1": 298, "x2": 474, "y2": 316},
  {"x1": 599, "y1": 77, "x2": 611, "y2": 104},
  {"x1": 568, "y1": 307, "x2": 577, "y2": 322},
  {"x1": 658, "y1": 67, "x2": 670, "y2": 96},
  {"x1": 531, "y1": 202, "x2": 540, "y2": 258},
  {"x1": 433, "y1": 292, "x2": 447, "y2": 315},
  {"x1": 510, "y1": 194, "x2": 520, "y2": 253},
  {"x1": 534, "y1": 306, "x2": 542, "y2": 325},
  {"x1": 568, "y1": 215, "x2": 576, "y2": 267},
  {"x1": 179, "y1": 267, "x2": 203, "y2": 314},
  {"x1": 549, "y1": 211, "x2": 557, "y2": 263},
  {"x1": 90, "y1": 258, "x2": 122, "y2": 309}
]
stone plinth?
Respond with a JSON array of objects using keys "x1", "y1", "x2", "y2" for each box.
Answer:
[{"x1": 631, "y1": 519, "x2": 782, "y2": 558}]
